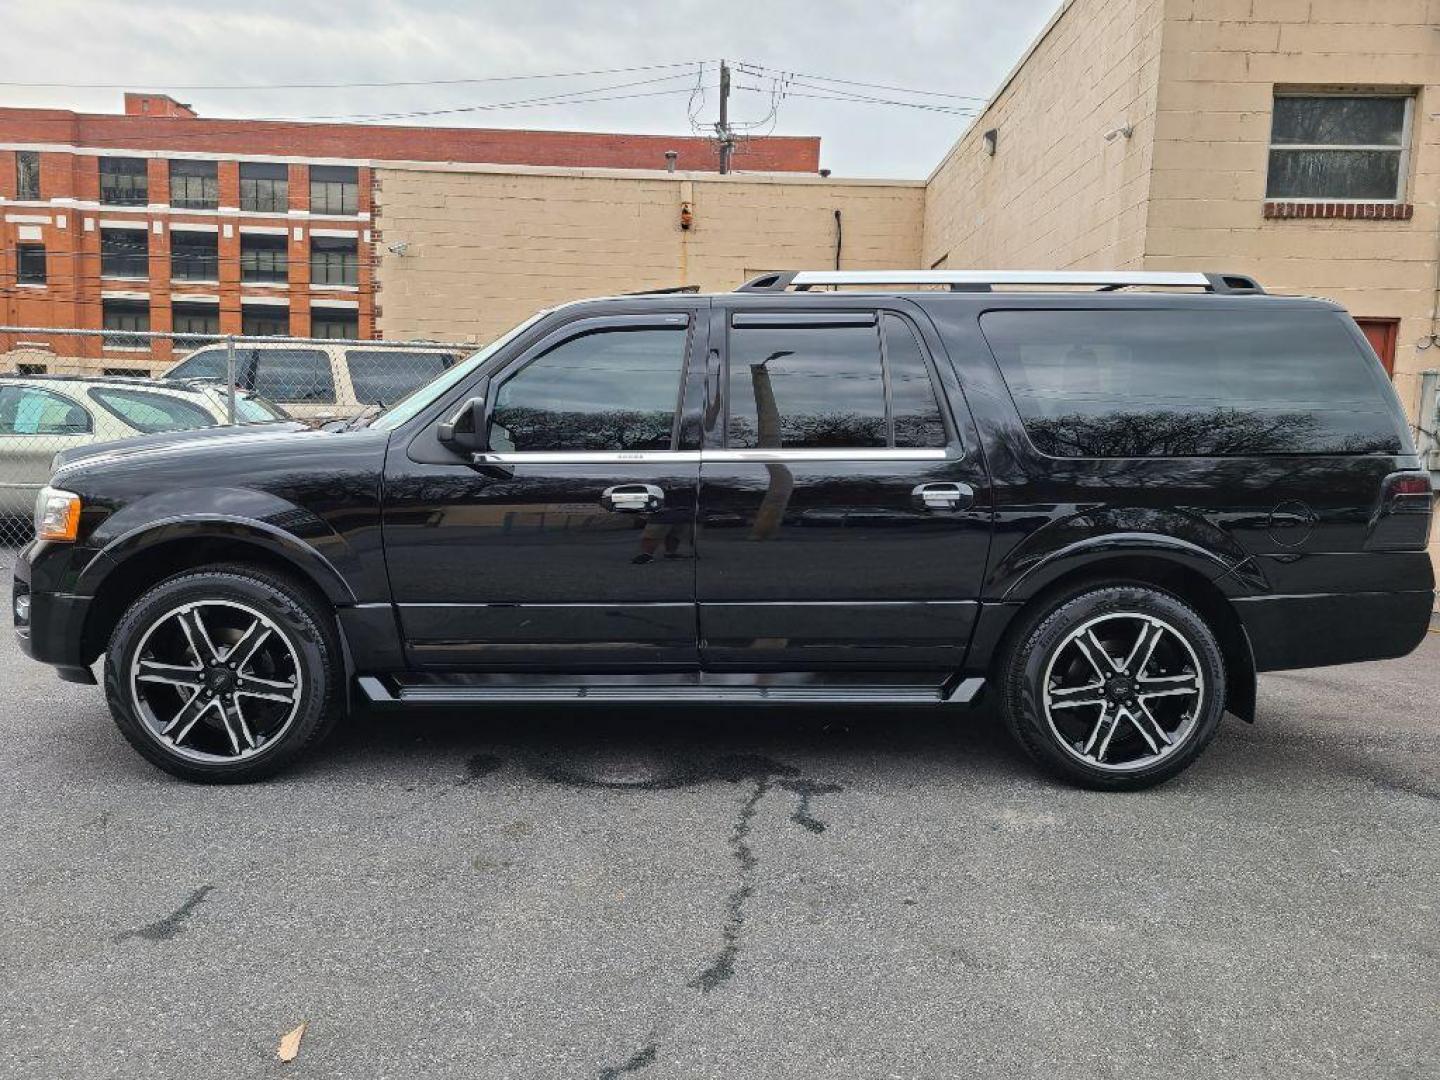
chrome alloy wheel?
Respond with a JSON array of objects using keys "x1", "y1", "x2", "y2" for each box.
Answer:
[
  {"x1": 128, "y1": 600, "x2": 303, "y2": 764},
  {"x1": 1041, "y1": 612, "x2": 1205, "y2": 773}
]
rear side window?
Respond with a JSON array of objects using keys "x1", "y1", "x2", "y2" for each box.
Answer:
[
  {"x1": 248, "y1": 349, "x2": 335, "y2": 403},
  {"x1": 166, "y1": 349, "x2": 227, "y2": 381},
  {"x1": 89, "y1": 387, "x2": 216, "y2": 433},
  {"x1": 344, "y1": 349, "x2": 454, "y2": 406},
  {"x1": 0, "y1": 386, "x2": 91, "y2": 435},
  {"x1": 981, "y1": 309, "x2": 1404, "y2": 457},
  {"x1": 726, "y1": 314, "x2": 947, "y2": 450}
]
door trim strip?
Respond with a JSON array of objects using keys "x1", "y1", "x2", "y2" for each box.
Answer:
[{"x1": 471, "y1": 448, "x2": 950, "y2": 466}]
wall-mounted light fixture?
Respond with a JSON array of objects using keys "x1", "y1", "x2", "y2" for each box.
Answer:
[
  {"x1": 1103, "y1": 124, "x2": 1134, "y2": 143},
  {"x1": 982, "y1": 128, "x2": 998, "y2": 156}
]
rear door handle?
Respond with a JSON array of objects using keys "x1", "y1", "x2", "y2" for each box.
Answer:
[
  {"x1": 912, "y1": 482, "x2": 973, "y2": 512},
  {"x1": 601, "y1": 484, "x2": 665, "y2": 513}
]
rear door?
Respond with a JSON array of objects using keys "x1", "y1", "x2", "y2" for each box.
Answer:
[{"x1": 696, "y1": 299, "x2": 991, "y2": 670}]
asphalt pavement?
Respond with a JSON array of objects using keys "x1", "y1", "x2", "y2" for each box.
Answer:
[{"x1": 1, "y1": 555, "x2": 1436, "y2": 1079}]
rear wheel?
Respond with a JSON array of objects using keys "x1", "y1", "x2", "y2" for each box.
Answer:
[
  {"x1": 104, "y1": 565, "x2": 343, "y2": 783},
  {"x1": 999, "y1": 584, "x2": 1227, "y2": 790}
]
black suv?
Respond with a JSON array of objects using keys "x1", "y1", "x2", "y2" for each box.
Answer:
[{"x1": 13, "y1": 270, "x2": 1435, "y2": 789}]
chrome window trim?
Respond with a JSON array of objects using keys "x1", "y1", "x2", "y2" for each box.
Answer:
[{"x1": 471, "y1": 448, "x2": 948, "y2": 465}]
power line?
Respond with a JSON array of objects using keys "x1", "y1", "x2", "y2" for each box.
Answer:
[
  {"x1": 735, "y1": 62, "x2": 989, "y2": 103},
  {"x1": 0, "y1": 60, "x2": 712, "y2": 92}
]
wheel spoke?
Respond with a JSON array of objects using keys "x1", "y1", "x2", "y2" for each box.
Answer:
[
  {"x1": 1073, "y1": 633, "x2": 1117, "y2": 679},
  {"x1": 1124, "y1": 706, "x2": 1161, "y2": 754},
  {"x1": 225, "y1": 619, "x2": 272, "y2": 672},
  {"x1": 135, "y1": 659, "x2": 203, "y2": 690},
  {"x1": 162, "y1": 691, "x2": 217, "y2": 745},
  {"x1": 235, "y1": 674, "x2": 297, "y2": 704},
  {"x1": 226, "y1": 696, "x2": 257, "y2": 750},
  {"x1": 1139, "y1": 671, "x2": 1200, "y2": 700},
  {"x1": 1133, "y1": 700, "x2": 1174, "y2": 748},
  {"x1": 1121, "y1": 619, "x2": 1163, "y2": 676},
  {"x1": 1093, "y1": 708, "x2": 1122, "y2": 763},
  {"x1": 1080, "y1": 704, "x2": 1115, "y2": 757},
  {"x1": 1049, "y1": 681, "x2": 1106, "y2": 710},
  {"x1": 175, "y1": 608, "x2": 220, "y2": 666}
]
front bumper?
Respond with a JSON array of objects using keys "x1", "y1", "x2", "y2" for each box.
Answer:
[{"x1": 12, "y1": 544, "x2": 97, "y2": 683}]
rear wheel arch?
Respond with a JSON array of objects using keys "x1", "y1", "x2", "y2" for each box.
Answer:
[{"x1": 990, "y1": 554, "x2": 1257, "y2": 723}]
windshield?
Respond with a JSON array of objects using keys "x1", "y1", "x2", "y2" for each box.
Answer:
[{"x1": 370, "y1": 312, "x2": 549, "y2": 431}]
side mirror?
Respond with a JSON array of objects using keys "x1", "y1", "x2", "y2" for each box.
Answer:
[{"x1": 436, "y1": 379, "x2": 492, "y2": 453}]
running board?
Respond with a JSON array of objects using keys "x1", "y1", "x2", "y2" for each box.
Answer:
[{"x1": 357, "y1": 674, "x2": 984, "y2": 706}]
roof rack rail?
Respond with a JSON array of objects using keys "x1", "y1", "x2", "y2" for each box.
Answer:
[
  {"x1": 734, "y1": 270, "x2": 1265, "y2": 295},
  {"x1": 621, "y1": 284, "x2": 702, "y2": 296}
]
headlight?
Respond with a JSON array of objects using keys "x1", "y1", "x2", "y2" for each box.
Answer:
[{"x1": 35, "y1": 487, "x2": 82, "y2": 543}]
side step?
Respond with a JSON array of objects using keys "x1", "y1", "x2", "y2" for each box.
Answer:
[{"x1": 357, "y1": 674, "x2": 985, "y2": 706}]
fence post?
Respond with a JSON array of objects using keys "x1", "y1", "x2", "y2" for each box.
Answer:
[{"x1": 224, "y1": 334, "x2": 238, "y2": 426}]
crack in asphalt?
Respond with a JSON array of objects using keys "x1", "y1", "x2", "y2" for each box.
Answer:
[{"x1": 113, "y1": 885, "x2": 215, "y2": 944}]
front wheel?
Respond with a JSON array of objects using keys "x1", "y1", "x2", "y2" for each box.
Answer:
[
  {"x1": 999, "y1": 584, "x2": 1228, "y2": 791},
  {"x1": 104, "y1": 565, "x2": 343, "y2": 783}
]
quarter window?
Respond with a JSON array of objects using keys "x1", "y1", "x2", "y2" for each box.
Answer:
[
  {"x1": 88, "y1": 387, "x2": 216, "y2": 433},
  {"x1": 99, "y1": 157, "x2": 148, "y2": 206},
  {"x1": 726, "y1": 315, "x2": 945, "y2": 449},
  {"x1": 0, "y1": 386, "x2": 91, "y2": 435},
  {"x1": 981, "y1": 308, "x2": 1405, "y2": 457},
  {"x1": 1267, "y1": 95, "x2": 1411, "y2": 201},
  {"x1": 169, "y1": 160, "x2": 218, "y2": 210},
  {"x1": 249, "y1": 348, "x2": 334, "y2": 403},
  {"x1": 345, "y1": 349, "x2": 454, "y2": 406},
  {"x1": 490, "y1": 324, "x2": 688, "y2": 453}
]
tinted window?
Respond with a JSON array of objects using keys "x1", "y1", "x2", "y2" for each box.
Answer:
[
  {"x1": 89, "y1": 387, "x2": 215, "y2": 433},
  {"x1": 0, "y1": 386, "x2": 91, "y2": 436},
  {"x1": 249, "y1": 349, "x2": 334, "y2": 403},
  {"x1": 490, "y1": 325, "x2": 687, "y2": 452},
  {"x1": 884, "y1": 314, "x2": 946, "y2": 448},
  {"x1": 727, "y1": 322, "x2": 887, "y2": 449},
  {"x1": 166, "y1": 349, "x2": 227, "y2": 381},
  {"x1": 981, "y1": 309, "x2": 1404, "y2": 457},
  {"x1": 345, "y1": 350, "x2": 453, "y2": 406}
]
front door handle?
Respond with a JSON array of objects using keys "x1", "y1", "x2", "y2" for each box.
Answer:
[
  {"x1": 601, "y1": 483, "x2": 665, "y2": 513},
  {"x1": 912, "y1": 481, "x2": 973, "y2": 512}
]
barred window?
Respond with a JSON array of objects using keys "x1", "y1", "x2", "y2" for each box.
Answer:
[
  {"x1": 100, "y1": 157, "x2": 148, "y2": 206},
  {"x1": 1267, "y1": 95, "x2": 1412, "y2": 201},
  {"x1": 169, "y1": 159, "x2": 218, "y2": 210},
  {"x1": 310, "y1": 236, "x2": 358, "y2": 286},
  {"x1": 309, "y1": 165, "x2": 358, "y2": 215},
  {"x1": 240, "y1": 162, "x2": 289, "y2": 212},
  {"x1": 16, "y1": 151, "x2": 40, "y2": 201},
  {"x1": 101, "y1": 228, "x2": 148, "y2": 279},
  {"x1": 241, "y1": 233, "x2": 289, "y2": 283},
  {"x1": 171, "y1": 231, "x2": 218, "y2": 281}
]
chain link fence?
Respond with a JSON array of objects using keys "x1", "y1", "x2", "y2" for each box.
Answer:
[{"x1": 0, "y1": 326, "x2": 473, "y2": 547}]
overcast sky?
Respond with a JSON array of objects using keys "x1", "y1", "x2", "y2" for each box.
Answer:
[{"x1": 0, "y1": 0, "x2": 1059, "y2": 178}]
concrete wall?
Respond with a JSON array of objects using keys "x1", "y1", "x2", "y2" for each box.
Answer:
[
  {"x1": 922, "y1": 0, "x2": 1167, "y2": 272},
  {"x1": 373, "y1": 165, "x2": 925, "y2": 343}
]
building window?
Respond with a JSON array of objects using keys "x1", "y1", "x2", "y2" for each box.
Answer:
[
  {"x1": 99, "y1": 157, "x2": 149, "y2": 206},
  {"x1": 312, "y1": 310, "x2": 358, "y2": 340},
  {"x1": 169, "y1": 159, "x2": 218, "y2": 210},
  {"x1": 241, "y1": 233, "x2": 289, "y2": 283},
  {"x1": 1267, "y1": 94, "x2": 1412, "y2": 202},
  {"x1": 172, "y1": 301, "x2": 221, "y2": 346},
  {"x1": 15, "y1": 363, "x2": 48, "y2": 376},
  {"x1": 242, "y1": 305, "x2": 290, "y2": 337},
  {"x1": 102, "y1": 298, "x2": 151, "y2": 350},
  {"x1": 240, "y1": 162, "x2": 288, "y2": 212},
  {"x1": 310, "y1": 236, "x2": 359, "y2": 286},
  {"x1": 101, "y1": 228, "x2": 148, "y2": 279},
  {"x1": 171, "y1": 231, "x2": 218, "y2": 281},
  {"x1": 16, "y1": 151, "x2": 40, "y2": 201},
  {"x1": 309, "y1": 165, "x2": 358, "y2": 215},
  {"x1": 16, "y1": 244, "x2": 46, "y2": 285},
  {"x1": 102, "y1": 367, "x2": 149, "y2": 377}
]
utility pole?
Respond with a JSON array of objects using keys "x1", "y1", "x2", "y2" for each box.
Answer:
[{"x1": 716, "y1": 60, "x2": 734, "y2": 174}]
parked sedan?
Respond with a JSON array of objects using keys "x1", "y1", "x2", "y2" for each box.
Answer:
[{"x1": 0, "y1": 375, "x2": 287, "y2": 517}]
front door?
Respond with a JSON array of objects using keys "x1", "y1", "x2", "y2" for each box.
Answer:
[
  {"x1": 382, "y1": 307, "x2": 705, "y2": 670},
  {"x1": 696, "y1": 301, "x2": 991, "y2": 670}
]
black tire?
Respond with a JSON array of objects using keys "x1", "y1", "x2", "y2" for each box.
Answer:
[
  {"x1": 104, "y1": 564, "x2": 344, "y2": 783},
  {"x1": 998, "y1": 583, "x2": 1227, "y2": 791}
]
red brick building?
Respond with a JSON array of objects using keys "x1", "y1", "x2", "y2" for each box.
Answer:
[{"x1": 0, "y1": 93, "x2": 821, "y2": 370}]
